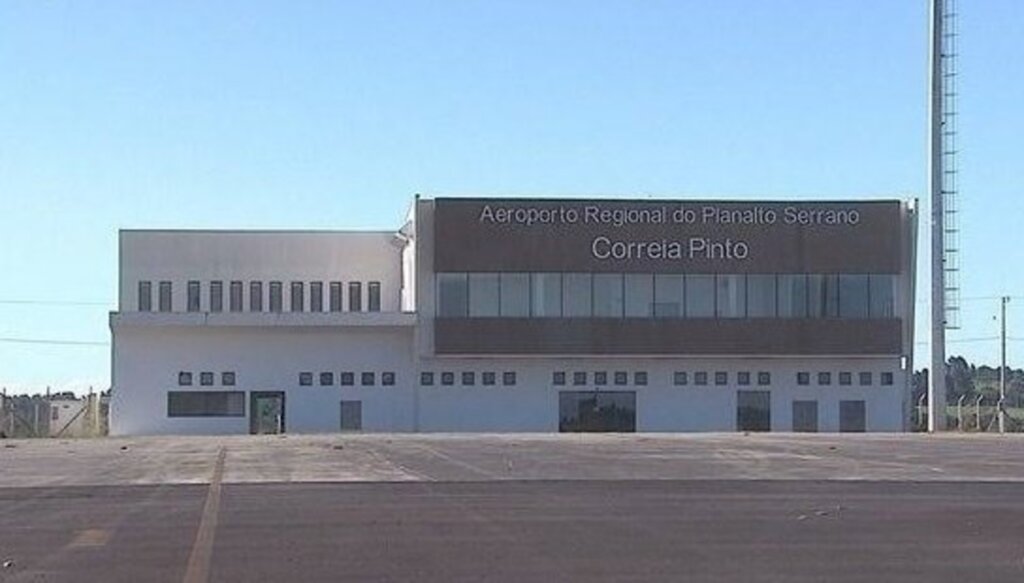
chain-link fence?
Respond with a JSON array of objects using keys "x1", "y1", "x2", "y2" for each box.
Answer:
[{"x1": 0, "y1": 393, "x2": 108, "y2": 438}]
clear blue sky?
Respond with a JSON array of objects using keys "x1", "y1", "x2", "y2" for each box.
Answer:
[{"x1": 1, "y1": 1, "x2": 1022, "y2": 394}]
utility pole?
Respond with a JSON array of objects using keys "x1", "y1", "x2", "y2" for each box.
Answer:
[{"x1": 999, "y1": 296, "x2": 1010, "y2": 433}]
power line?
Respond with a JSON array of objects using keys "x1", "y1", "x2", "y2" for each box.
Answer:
[
  {"x1": 0, "y1": 337, "x2": 109, "y2": 347},
  {"x1": 916, "y1": 336, "x2": 1004, "y2": 345},
  {"x1": 0, "y1": 299, "x2": 111, "y2": 305}
]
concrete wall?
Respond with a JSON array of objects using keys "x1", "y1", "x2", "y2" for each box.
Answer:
[
  {"x1": 110, "y1": 324, "x2": 416, "y2": 435},
  {"x1": 119, "y1": 230, "x2": 404, "y2": 313}
]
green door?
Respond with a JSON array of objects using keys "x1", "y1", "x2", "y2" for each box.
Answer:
[{"x1": 250, "y1": 392, "x2": 286, "y2": 435}]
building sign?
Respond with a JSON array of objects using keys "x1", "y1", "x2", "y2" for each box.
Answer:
[{"x1": 433, "y1": 198, "x2": 904, "y2": 273}]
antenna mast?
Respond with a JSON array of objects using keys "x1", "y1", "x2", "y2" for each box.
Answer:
[{"x1": 929, "y1": 0, "x2": 960, "y2": 431}]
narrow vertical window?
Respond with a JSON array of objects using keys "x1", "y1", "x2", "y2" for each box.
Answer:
[
  {"x1": 159, "y1": 281, "x2": 172, "y2": 312},
  {"x1": 187, "y1": 281, "x2": 201, "y2": 312},
  {"x1": 808, "y1": 274, "x2": 839, "y2": 318},
  {"x1": 562, "y1": 273, "x2": 592, "y2": 317},
  {"x1": 210, "y1": 281, "x2": 223, "y2": 313},
  {"x1": 531, "y1": 273, "x2": 562, "y2": 317},
  {"x1": 653, "y1": 274, "x2": 684, "y2": 317},
  {"x1": 368, "y1": 282, "x2": 381, "y2": 312},
  {"x1": 249, "y1": 281, "x2": 263, "y2": 312},
  {"x1": 310, "y1": 282, "x2": 324, "y2": 313},
  {"x1": 329, "y1": 282, "x2": 343, "y2": 312},
  {"x1": 290, "y1": 281, "x2": 304, "y2": 312},
  {"x1": 269, "y1": 282, "x2": 282, "y2": 313},
  {"x1": 593, "y1": 274, "x2": 624, "y2": 317},
  {"x1": 464, "y1": 272, "x2": 496, "y2": 317},
  {"x1": 437, "y1": 274, "x2": 468, "y2": 317},
  {"x1": 838, "y1": 275, "x2": 869, "y2": 319},
  {"x1": 138, "y1": 281, "x2": 152, "y2": 312},
  {"x1": 778, "y1": 274, "x2": 808, "y2": 318},
  {"x1": 746, "y1": 275, "x2": 777, "y2": 318},
  {"x1": 869, "y1": 274, "x2": 895, "y2": 318},
  {"x1": 715, "y1": 275, "x2": 746, "y2": 318},
  {"x1": 499, "y1": 273, "x2": 530, "y2": 317},
  {"x1": 685, "y1": 275, "x2": 715, "y2": 317},
  {"x1": 229, "y1": 281, "x2": 243, "y2": 312},
  {"x1": 348, "y1": 282, "x2": 362, "y2": 312},
  {"x1": 624, "y1": 274, "x2": 654, "y2": 317}
]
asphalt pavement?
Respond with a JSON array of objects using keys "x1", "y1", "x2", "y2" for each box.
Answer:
[{"x1": 2, "y1": 434, "x2": 1023, "y2": 582}]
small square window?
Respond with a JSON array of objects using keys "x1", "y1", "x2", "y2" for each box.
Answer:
[
  {"x1": 634, "y1": 371, "x2": 647, "y2": 386},
  {"x1": 839, "y1": 372, "x2": 852, "y2": 386},
  {"x1": 221, "y1": 372, "x2": 236, "y2": 386},
  {"x1": 614, "y1": 371, "x2": 628, "y2": 385},
  {"x1": 673, "y1": 371, "x2": 688, "y2": 386},
  {"x1": 299, "y1": 372, "x2": 313, "y2": 386},
  {"x1": 340, "y1": 372, "x2": 355, "y2": 386},
  {"x1": 382, "y1": 372, "x2": 396, "y2": 386},
  {"x1": 320, "y1": 372, "x2": 334, "y2": 386},
  {"x1": 573, "y1": 372, "x2": 587, "y2": 386},
  {"x1": 594, "y1": 371, "x2": 608, "y2": 386},
  {"x1": 482, "y1": 372, "x2": 496, "y2": 386},
  {"x1": 361, "y1": 372, "x2": 376, "y2": 386},
  {"x1": 737, "y1": 372, "x2": 751, "y2": 386},
  {"x1": 859, "y1": 372, "x2": 872, "y2": 386},
  {"x1": 441, "y1": 372, "x2": 455, "y2": 386},
  {"x1": 462, "y1": 371, "x2": 476, "y2": 386},
  {"x1": 553, "y1": 371, "x2": 566, "y2": 386},
  {"x1": 178, "y1": 371, "x2": 193, "y2": 386},
  {"x1": 714, "y1": 371, "x2": 728, "y2": 386},
  {"x1": 502, "y1": 371, "x2": 516, "y2": 386},
  {"x1": 694, "y1": 371, "x2": 708, "y2": 386},
  {"x1": 797, "y1": 372, "x2": 810, "y2": 386},
  {"x1": 421, "y1": 372, "x2": 434, "y2": 386},
  {"x1": 818, "y1": 372, "x2": 832, "y2": 386},
  {"x1": 881, "y1": 372, "x2": 894, "y2": 386},
  {"x1": 200, "y1": 372, "x2": 214, "y2": 386},
  {"x1": 758, "y1": 372, "x2": 771, "y2": 386}
]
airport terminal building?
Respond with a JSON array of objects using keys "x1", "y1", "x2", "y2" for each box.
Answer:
[{"x1": 110, "y1": 197, "x2": 918, "y2": 435}]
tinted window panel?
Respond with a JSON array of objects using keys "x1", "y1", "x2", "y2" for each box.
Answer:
[
  {"x1": 593, "y1": 274, "x2": 624, "y2": 317},
  {"x1": 653, "y1": 274, "x2": 684, "y2": 317},
  {"x1": 716, "y1": 275, "x2": 746, "y2": 318},
  {"x1": 563, "y1": 273, "x2": 593, "y2": 317},
  {"x1": 499, "y1": 273, "x2": 530, "y2": 317},
  {"x1": 531, "y1": 273, "x2": 562, "y2": 317},
  {"x1": 437, "y1": 273, "x2": 468, "y2": 317},
  {"x1": 624, "y1": 274, "x2": 654, "y2": 317},
  {"x1": 468, "y1": 273, "x2": 499, "y2": 317},
  {"x1": 746, "y1": 275, "x2": 776, "y2": 318},
  {"x1": 839, "y1": 274, "x2": 869, "y2": 318},
  {"x1": 685, "y1": 275, "x2": 714, "y2": 317}
]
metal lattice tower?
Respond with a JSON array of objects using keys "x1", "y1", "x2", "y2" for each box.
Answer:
[
  {"x1": 941, "y1": 0, "x2": 961, "y2": 330},
  {"x1": 928, "y1": 0, "x2": 960, "y2": 431}
]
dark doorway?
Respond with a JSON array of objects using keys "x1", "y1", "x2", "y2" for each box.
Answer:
[
  {"x1": 559, "y1": 391, "x2": 636, "y2": 432},
  {"x1": 737, "y1": 390, "x2": 771, "y2": 432},
  {"x1": 340, "y1": 400, "x2": 362, "y2": 431},
  {"x1": 249, "y1": 391, "x2": 286, "y2": 435},
  {"x1": 840, "y1": 400, "x2": 866, "y2": 432},
  {"x1": 792, "y1": 400, "x2": 819, "y2": 432}
]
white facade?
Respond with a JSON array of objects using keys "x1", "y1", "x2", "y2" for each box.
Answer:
[{"x1": 110, "y1": 198, "x2": 916, "y2": 435}]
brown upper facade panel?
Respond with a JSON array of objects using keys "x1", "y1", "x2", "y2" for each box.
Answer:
[{"x1": 432, "y1": 198, "x2": 906, "y2": 274}]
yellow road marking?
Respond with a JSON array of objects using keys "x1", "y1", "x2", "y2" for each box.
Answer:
[
  {"x1": 68, "y1": 528, "x2": 111, "y2": 548},
  {"x1": 182, "y1": 447, "x2": 226, "y2": 583}
]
